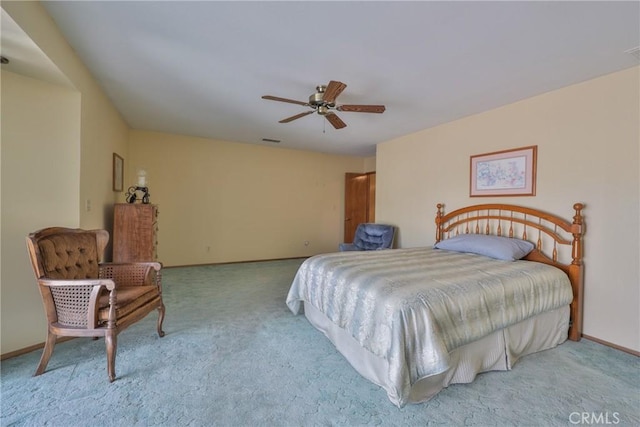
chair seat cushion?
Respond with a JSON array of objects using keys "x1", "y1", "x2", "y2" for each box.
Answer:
[{"x1": 98, "y1": 286, "x2": 159, "y2": 323}]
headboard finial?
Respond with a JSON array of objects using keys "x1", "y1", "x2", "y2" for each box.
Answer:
[
  {"x1": 571, "y1": 203, "x2": 585, "y2": 266},
  {"x1": 573, "y1": 203, "x2": 584, "y2": 224},
  {"x1": 435, "y1": 203, "x2": 444, "y2": 242}
]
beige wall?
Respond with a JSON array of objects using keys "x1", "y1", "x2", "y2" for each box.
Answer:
[
  {"x1": 128, "y1": 131, "x2": 367, "y2": 266},
  {"x1": 2, "y1": 1, "x2": 130, "y2": 230},
  {"x1": 364, "y1": 156, "x2": 376, "y2": 172},
  {"x1": 377, "y1": 67, "x2": 640, "y2": 352},
  {"x1": 1, "y1": 2, "x2": 129, "y2": 354},
  {"x1": 1, "y1": 71, "x2": 81, "y2": 352}
]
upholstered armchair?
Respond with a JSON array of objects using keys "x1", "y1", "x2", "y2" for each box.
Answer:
[
  {"x1": 26, "y1": 227, "x2": 165, "y2": 382},
  {"x1": 339, "y1": 223, "x2": 396, "y2": 251}
]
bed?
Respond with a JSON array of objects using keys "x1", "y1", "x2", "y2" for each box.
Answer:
[{"x1": 286, "y1": 203, "x2": 584, "y2": 407}]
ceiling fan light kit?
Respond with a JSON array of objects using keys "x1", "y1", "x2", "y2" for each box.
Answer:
[{"x1": 262, "y1": 80, "x2": 385, "y2": 129}]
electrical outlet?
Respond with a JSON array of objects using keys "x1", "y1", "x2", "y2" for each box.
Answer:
[
  {"x1": 206, "y1": 246, "x2": 211, "y2": 252},
  {"x1": 85, "y1": 199, "x2": 91, "y2": 212}
]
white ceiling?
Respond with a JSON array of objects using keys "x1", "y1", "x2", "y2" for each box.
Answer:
[
  {"x1": 0, "y1": 10, "x2": 72, "y2": 88},
  {"x1": 9, "y1": 1, "x2": 640, "y2": 156}
]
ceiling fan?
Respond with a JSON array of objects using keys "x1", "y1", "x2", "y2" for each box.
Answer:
[{"x1": 262, "y1": 81, "x2": 385, "y2": 129}]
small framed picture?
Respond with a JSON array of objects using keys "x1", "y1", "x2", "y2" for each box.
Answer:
[
  {"x1": 113, "y1": 153, "x2": 124, "y2": 192},
  {"x1": 470, "y1": 145, "x2": 537, "y2": 197}
]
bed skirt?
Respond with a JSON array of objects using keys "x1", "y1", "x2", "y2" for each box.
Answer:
[{"x1": 304, "y1": 302, "x2": 569, "y2": 407}]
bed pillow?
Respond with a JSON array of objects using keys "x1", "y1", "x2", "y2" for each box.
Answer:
[{"x1": 434, "y1": 234, "x2": 535, "y2": 261}]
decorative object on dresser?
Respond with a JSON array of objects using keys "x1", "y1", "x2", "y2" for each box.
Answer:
[
  {"x1": 26, "y1": 227, "x2": 166, "y2": 382},
  {"x1": 125, "y1": 186, "x2": 150, "y2": 204},
  {"x1": 125, "y1": 168, "x2": 150, "y2": 203},
  {"x1": 113, "y1": 203, "x2": 158, "y2": 263}
]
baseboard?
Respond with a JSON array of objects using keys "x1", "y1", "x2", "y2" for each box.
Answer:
[
  {"x1": 582, "y1": 334, "x2": 640, "y2": 357},
  {"x1": 164, "y1": 256, "x2": 309, "y2": 269},
  {"x1": 1, "y1": 336, "x2": 75, "y2": 361}
]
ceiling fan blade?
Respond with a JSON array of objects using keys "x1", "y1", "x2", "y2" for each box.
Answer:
[
  {"x1": 325, "y1": 113, "x2": 347, "y2": 129},
  {"x1": 279, "y1": 111, "x2": 314, "y2": 123},
  {"x1": 262, "y1": 95, "x2": 309, "y2": 107},
  {"x1": 337, "y1": 104, "x2": 386, "y2": 113},
  {"x1": 323, "y1": 81, "x2": 347, "y2": 104}
]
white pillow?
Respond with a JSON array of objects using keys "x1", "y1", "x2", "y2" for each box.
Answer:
[{"x1": 434, "y1": 234, "x2": 535, "y2": 261}]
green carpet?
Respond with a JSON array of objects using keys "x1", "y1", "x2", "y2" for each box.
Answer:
[{"x1": 1, "y1": 259, "x2": 638, "y2": 426}]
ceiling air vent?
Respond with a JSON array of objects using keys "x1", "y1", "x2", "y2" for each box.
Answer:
[{"x1": 262, "y1": 138, "x2": 281, "y2": 143}]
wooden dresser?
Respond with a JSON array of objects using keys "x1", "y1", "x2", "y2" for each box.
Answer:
[{"x1": 113, "y1": 203, "x2": 158, "y2": 262}]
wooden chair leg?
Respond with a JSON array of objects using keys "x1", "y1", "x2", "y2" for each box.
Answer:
[
  {"x1": 105, "y1": 330, "x2": 117, "y2": 382},
  {"x1": 157, "y1": 303, "x2": 166, "y2": 338},
  {"x1": 34, "y1": 331, "x2": 57, "y2": 376}
]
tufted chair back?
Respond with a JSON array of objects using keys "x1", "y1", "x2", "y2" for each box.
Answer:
[
  {"x1": 339, "y1": 223, "x2": 396, "y2": 251},
  {"x1": 27, "y1": 228, "x2": 109, "y2": 281}
]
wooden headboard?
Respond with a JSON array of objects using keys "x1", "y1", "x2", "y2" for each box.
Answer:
[{"x1": 435, "y1": 203, "x2": 585, "y2": 342}]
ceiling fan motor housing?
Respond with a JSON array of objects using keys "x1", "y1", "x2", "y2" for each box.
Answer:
[{"x1": 309, "y1": 86, "x2": 334, "y2": 109}]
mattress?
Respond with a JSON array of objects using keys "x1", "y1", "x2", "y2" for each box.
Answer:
[{"x1": 286, "y1": 247, "x2": 573, "y2": 407}]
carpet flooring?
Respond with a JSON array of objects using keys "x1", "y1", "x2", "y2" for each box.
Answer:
[{"x1": 1, "y1": 259, "x2": 638, "y2": 426}]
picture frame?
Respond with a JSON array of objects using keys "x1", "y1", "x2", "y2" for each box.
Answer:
[
  {"x1": 470, "y1": 145, "x2": 537, "y2": 197},
  {"x1": 113, "y1": 153, "x2": 124, "y2": 192}
]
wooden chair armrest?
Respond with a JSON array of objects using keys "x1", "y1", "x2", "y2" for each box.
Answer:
[
  {"x1": 38, "y1": 278, "x2": 116, "y2": 329},
  {"x1": 99, "y1": 262, "x2": 162, "y2": 287},
  {"x1": 39, "y1": 278, "x2": 115, "y2": 291},
  {"x1": 102, "y1": 261, "x2": 162, "y2": 271}
]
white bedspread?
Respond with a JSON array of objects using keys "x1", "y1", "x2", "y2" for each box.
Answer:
[{"x1": 286, "y1": 247, "x2": 572, "y2": 406}]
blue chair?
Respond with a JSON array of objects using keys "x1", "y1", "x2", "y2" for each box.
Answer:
[{"x1": 339, "y1": 223, "x2": 396, "y2": 251}]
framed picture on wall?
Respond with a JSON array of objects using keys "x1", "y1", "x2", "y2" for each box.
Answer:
[
  {"x1": 113, "y1": 153, "x2": 124, "y2": 192},
  {"x1": 470, "y1": 145, "x2": 537, "y2": 197}
]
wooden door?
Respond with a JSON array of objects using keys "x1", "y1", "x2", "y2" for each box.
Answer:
[
  {"x1": 344, "y1": 172, "x2": 375, "y2": 243},
  {"x1": 368, "y1": 173, "x2": 376, "y2": 221}
]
